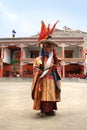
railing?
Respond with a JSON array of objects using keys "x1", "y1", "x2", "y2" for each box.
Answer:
[
  {"x1": 1, "y1": 57, "x2": 85, "y2": 64},
  {"x1": 21, "y1": 58, "x2": 35, "y2": 63},
  {"x1": 62, "y1": 58, "x2": 85, "y2": 63},
  {"x1": 21, "y1": 58, "x2": 85, "y2": 64}
]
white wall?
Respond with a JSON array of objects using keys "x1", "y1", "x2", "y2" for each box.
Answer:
[{"x1": 3, "y1": 48, "x2": 10, "y2": 64}]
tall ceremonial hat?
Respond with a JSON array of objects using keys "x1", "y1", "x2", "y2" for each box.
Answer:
[{"x1": 38, "y1": 20, "x2": 59, "y2": 47}]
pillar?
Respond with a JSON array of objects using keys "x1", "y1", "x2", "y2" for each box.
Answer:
[
  {"x1": 0, "y1": 47, "x2": 4, "y2": 77},
  {"x1": 0, "y1": 63, "x2": 3, "y2": 77},
  {"x1": 62, "y1": 64, "x2": 65, "y2": 77},
  {"x1": 19, "y1": 47, "x2": 24, "y2": 77},
  {"x1": 62, "y1": 44, "x2": 65, "y2": 59},
  {"x1": 21, "y1": 47, "x2": 23, "y2": 59}
]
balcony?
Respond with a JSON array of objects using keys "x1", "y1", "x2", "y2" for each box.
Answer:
[
  {"x1": 21, "y1": 58, "x2": 35, "y2": 64},
  {"x1": 21, "y1": 58, "x2": 85, "y2": 64},
  {"x1": 62, "y1": 58, "x2": 85, "y2": 64}
]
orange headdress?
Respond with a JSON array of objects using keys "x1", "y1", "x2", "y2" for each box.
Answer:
[{"x1": 38, "y1": 20, "x2": 59, "y2": 47}]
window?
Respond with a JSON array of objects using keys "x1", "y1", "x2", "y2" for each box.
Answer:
[
  {"x1": 30, "y1": 51, "x2": 39, "y2": 58},
  {"x1": 65, "y1": 50, "x2": 73, "y2": 58}
]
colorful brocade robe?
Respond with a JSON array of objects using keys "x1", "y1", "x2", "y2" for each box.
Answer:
[{"x1": 31, "y1": 56, "x2": 61, "y2": 110}]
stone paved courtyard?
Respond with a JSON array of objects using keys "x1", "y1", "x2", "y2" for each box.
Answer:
[{"x1": 0, "y1": 79, "x2": 87, "y2": 130}]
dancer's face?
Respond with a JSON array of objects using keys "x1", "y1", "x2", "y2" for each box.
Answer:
[{"x1": 44, "y1": 43, "x2": 54, "y2": 53}]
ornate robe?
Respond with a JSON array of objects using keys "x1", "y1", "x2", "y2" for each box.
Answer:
[{"x1": 31, "y1": 56, "x2": 61, "y2": 110}]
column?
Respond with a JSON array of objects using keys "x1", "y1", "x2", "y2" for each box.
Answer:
[
  {"x1": 62, "y1": 64, "x2": 65, "y2": 77},
  {"x1": 1, "y1": 47, "x2": 4, "y2": 59},
  {"x1": 82, "y1": 46, "x2": 85, "y2": 58},
  {"x1": 62, "y1": 44, "x2": 65, "y2": 59},
  {"x1": 1, "y1": 47, "x2": 4, "y2": 77},
  {"x1": 21, "y1": 47, "x2": 23, "y2": 59},
  {"x1": 0, "y1": 63, "x2": 3, "y2": 77},
  {"x1": 20, "y1": 46, "x2": 24, "y2": 77},
  {"x1": 20, "y1": 62, "x2": 23, "y2": 77}
]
